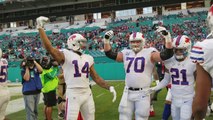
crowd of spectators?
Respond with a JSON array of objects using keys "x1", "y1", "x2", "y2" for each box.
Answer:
[{"x1": 0, "y1": 11, "x2": 208, "y2": 60}]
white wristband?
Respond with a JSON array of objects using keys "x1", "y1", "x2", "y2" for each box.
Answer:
[
  {"x1": 164, "y1": 32, "x2": 172, "y2": 43},
  {"x1": 104, "y1": 38, "x2": 110, "y2": 44}
]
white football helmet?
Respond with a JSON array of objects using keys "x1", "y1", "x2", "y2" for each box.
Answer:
[
  {"x1": 0, "y1": 48, "x2": 2, "y2": 59},
  {"x1": 172, "y1": 35, "x2": 191, "y2": 60},
  {"x1": 67, "y1": 33, "x2": 87, "y2": 52},
  {"x1": 129, "y1": 32, "x2": 145, "y2": 52}
]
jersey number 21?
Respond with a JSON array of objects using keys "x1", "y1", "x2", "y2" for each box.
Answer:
[{"x1": 170, "y1": 68, "x2": 189, "y2": 85}]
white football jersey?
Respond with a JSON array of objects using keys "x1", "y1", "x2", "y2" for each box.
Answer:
[
  {"x1": 0, "y1": 58, "x2": 8, "y2": 86},
  {"x1": 121, "y1": 47, "x2": 157, "y2": 88},
  {"x1": 190, "y1": 38, "x2": 213, "y2": 79},
  {"x1": 164, "y1": 56, "x2": 196, "y2": 98},
  {"x1": 62, "y1": 49, "x2": 94, "y2": 88}
]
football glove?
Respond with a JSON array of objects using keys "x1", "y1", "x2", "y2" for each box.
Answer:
[
  {"x1": 36, "y1": 16, "x2": 49, "y2": 29},
  {"x1": 156, "y1": 26, "x2": 171, "y2": 43},
  {"x1": 104, "y1": 30, "x2": 114, "y2": 44},
  {"x1": 109, "y1": 86, "x2": 116, "y2": 102}
]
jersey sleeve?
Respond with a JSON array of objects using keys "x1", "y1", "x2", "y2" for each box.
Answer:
[
  {"x1": 61, "y1": 49, "x2": 71, "y2": 68},
  {"x1": 190, "y1": 42, "x2": 204, "y2": 64},
  {"x1": 163, "y1": 56, "x2": 174, "y2": 70},
  {"x1": 88, "y1": 55, "x2": 94, "y2": 67},
  {"x1": 121, "y1": 49, "x2": 128, "y2": 61},
  {"x1": 190, "y1": 41, "x2": 213, "y2": 75}
]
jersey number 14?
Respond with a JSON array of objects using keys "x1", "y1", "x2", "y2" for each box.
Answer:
[{"x1": 72, "y1": 60, "x2": 89, "y2": 78}]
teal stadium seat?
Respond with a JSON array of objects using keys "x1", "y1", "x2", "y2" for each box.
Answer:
[{"x1": 0, "y1": 11, "x2": 209, "y2": 81}]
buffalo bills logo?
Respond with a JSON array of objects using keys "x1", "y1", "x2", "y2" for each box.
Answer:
[
  {"x1": 185, "y1": 38, "x2": 190, "y2": 43},
  {"x1": 142, "y1": 34, "x2": 144, "y2": 39},
  {"x1": 175, "y1": 35, "x2": 182, "y2": 47},
  {"x1": 68, "y1": 35, "x2": 76, "y2": 41},
  {"x1": 133, "y1": 32, "x2": 137, "y2": 39},
  {"x1": 209, "y1": 5, "x2": 213, "y2": 15}
]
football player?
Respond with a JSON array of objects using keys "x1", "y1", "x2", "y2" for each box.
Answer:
[
  {"x1": 147, "y1": 35, "x2": 196, "y2": 120},
  {"x1": 162, "y1": 85, "x2": 172, "y2": 120},
  {"x1": 103, "y1": 27, "x2": 173, "y2": 120},
  {"x1": 190, "y1": 5, "x2": 213, "y2": 120},
  {"x1": 0, "y1": 48, "x2": 10, "y2": 120},
  {"x1": 36, "y1": 16, "x2": 116, "y2": 120}
]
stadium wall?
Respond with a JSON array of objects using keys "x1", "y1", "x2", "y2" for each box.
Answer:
[
  {"x1": 94, "y1": 63, "x2": 125, "y2": 80},
  {"x1": 8, "y1": 66, "x2": 22, "y2": 82},
  {"x1": 8, "y1": 62, "x2": 125, "y2": 82}
]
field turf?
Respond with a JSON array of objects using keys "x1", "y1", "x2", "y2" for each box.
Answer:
[{"x1": 7, "y1": 81, "x2": 213, "y2": 120}]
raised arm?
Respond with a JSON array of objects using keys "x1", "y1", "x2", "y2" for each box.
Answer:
[
  {"x1": 23, "y1": 67, "x2": 30, "y2": 81},
  {"x1": 151, "y1": 27, "x2": 173, "y2": 63},
  {"x1": 34, "y1": 60, "x2": 43, "y2": 73},
  {"x1": 103, "y1": 30, "x2": 123, "y2": 62},
  {"x1": 37, "y1": 17, "x2": 65, "y2": 64}
]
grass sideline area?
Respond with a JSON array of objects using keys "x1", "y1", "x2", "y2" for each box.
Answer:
[
  {"x1": 10, "y1": 94, "x2": 23, "y2": 101},
  {"x1": 7, "y1": 81, "x2": 213, "y2": 120}
]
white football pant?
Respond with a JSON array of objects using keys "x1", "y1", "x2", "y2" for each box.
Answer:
[
  {"x1": 65, "y1": 88, "x2": 95, "y2": 120},
  {"x1": 171, "y1": 96, "x2": 193, "y2": 120},
  {"x1": 119, "y1": 88, "x2": 150, "y2": 120},
  {"x1": 165, "y1": 88, "x2": 171, "y2": 101},
  {"x1": 0, "y1": 86, "x2": 10, "y2": 120}
]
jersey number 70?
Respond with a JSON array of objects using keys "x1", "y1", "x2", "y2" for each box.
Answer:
[{"x1": 126, "y1": 57, "x2": 145, "y2": 73}]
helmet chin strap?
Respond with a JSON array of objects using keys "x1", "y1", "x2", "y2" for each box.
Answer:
[
  {"x1": 79, "y1": 49, "x2": 83, "y2": 53},
  {"x1": 72, "y1": 48, "x2": 83, "y2": 56}
]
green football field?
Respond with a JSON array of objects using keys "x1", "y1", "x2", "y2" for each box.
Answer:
[{"x1": 7, "y1": 81, "x2": 213, "y2": 120}]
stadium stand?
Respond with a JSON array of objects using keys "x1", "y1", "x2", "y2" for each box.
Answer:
[
  {"x1": 0, "y1": 9, "x2": 208, "y2": 60},
  {"x1": 0, "y1": 6, "x2": 209, "y2": 82}
]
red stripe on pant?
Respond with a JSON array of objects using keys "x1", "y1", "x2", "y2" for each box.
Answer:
[
  {"x1": 65, "y1": 98, "x2": 83, "y2": 120},
  {"x1": 65, "y1": 98, "x2": 68, "y2": 120},
  {"x1": 78, "y1": 112, "x2": 83, "y2": 120}
]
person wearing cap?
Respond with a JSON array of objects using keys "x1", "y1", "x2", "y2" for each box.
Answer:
[
  {"x1": 40, "y1": 56, "x2": 59, "y2": 120},
  {"x1": 21, "y1": 55, "x2": 43, "y2": 120}
]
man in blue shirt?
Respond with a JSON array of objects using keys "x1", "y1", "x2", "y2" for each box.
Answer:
[{"x1": 21, "y1": 56, "x2": 43, "y2": 120}]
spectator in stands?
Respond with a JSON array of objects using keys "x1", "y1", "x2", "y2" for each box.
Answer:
[
  {"x1": 0, "y1": 10, "x2": 209, "y2": 59},
  {"x1": 21, "y1": 55, "x2": 43, "y2": 120}
]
